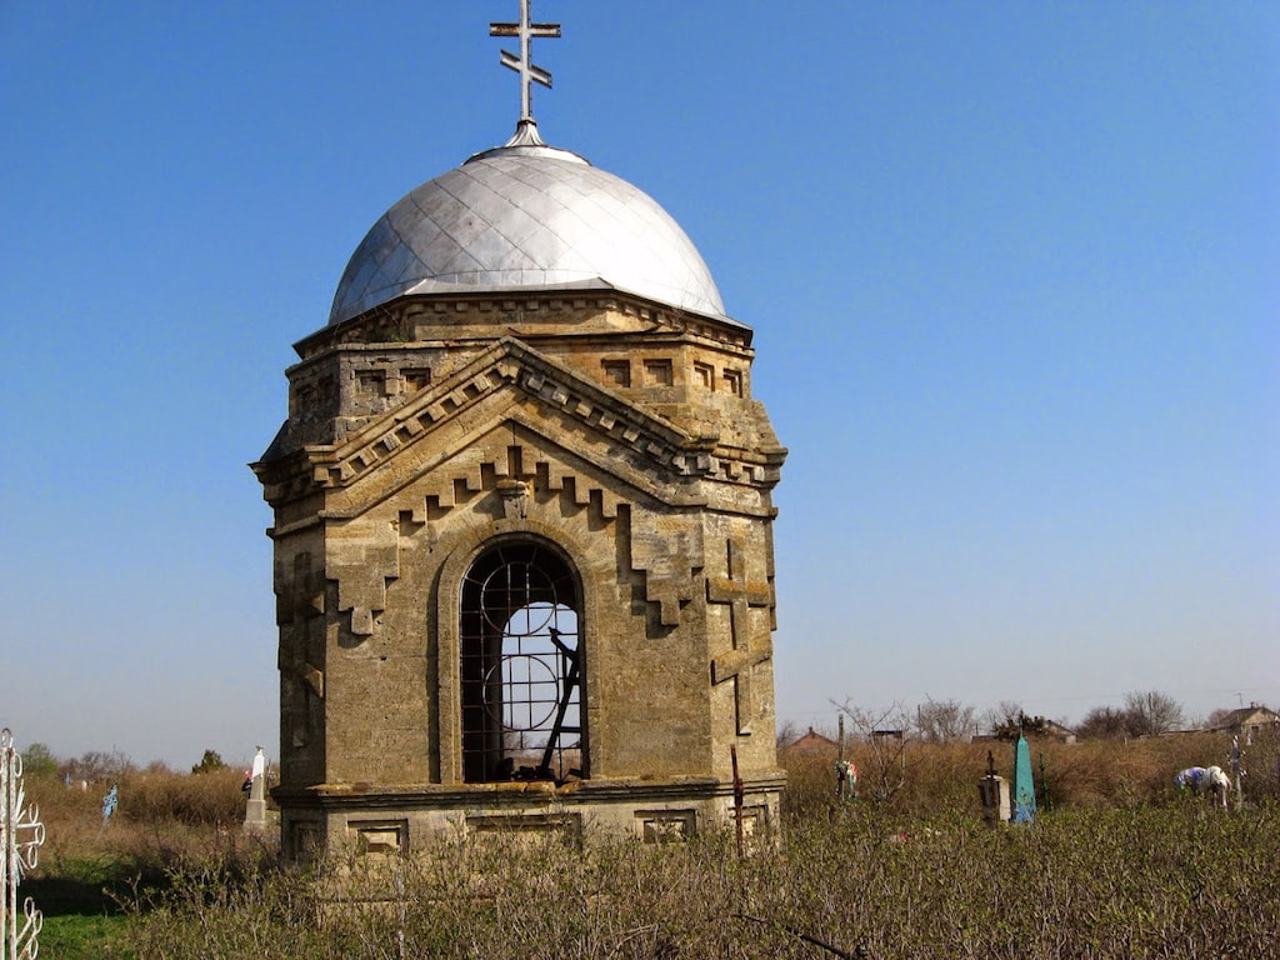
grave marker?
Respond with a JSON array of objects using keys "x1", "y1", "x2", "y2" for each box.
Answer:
[{"x1": 1, "y1": 730, "x2": 44, "y2": 959}]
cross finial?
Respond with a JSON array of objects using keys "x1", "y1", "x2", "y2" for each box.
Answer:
[{"x1": 490, "y1": 0, "x2": 561, "y2": 145}]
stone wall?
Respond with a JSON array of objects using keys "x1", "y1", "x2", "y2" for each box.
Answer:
[{"x1": 255, "y1": 291, "x2": 786, "y2": 853}]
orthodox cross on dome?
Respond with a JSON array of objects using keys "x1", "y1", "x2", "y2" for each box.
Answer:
[{"x1": 490, "y1": 0, "x2": 561, "y2": 143}]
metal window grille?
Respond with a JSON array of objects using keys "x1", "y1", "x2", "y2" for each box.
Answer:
[{"x1": 460, "y1": 541, "x2": 585, "y2": 784}]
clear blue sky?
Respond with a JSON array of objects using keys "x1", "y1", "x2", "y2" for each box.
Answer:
[{"x1": 2, "y1": 2, "x2": 1276, "y2": 765}]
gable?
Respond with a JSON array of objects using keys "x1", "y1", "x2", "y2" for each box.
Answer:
[
  {"x1": 309, "y1": 411, "x2": 709, "y2": 641},
  {"x1": 306, "y1": 339, "x2": 709, "y2": 520},
  {"x1": 326, "y1": 401, "x2": 705, "y2": 522}
]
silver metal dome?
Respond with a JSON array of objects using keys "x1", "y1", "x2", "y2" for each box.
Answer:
[{"x1": 328, "y1": 143, "x2": 726, "y2": 327}]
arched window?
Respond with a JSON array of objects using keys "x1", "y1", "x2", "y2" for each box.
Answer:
[{"x1": 459, "y1": 539, "x2": 586, "y2": 784}]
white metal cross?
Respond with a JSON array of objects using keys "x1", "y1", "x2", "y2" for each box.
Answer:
[
  {"x1": 1, "y1": 730, "x2": 44, "y2": 960},
  {"x1": 490, "y1": 0, "x2": 561, "y2": 126}
]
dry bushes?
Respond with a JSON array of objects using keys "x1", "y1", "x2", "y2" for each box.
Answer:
[
  {"x1": 782, "y1": 732, "x2": 1271, "y2": 818},
  {"x1": 29, "y1": 765, "x2": 245, "y2": 831},
  {"x1": 1243, "y1": 727, "x2": 1280, "y2": 797},
  {"x1": 26, "y1": 765, "x2": 253, "y2": 879},
  {"x1": 117, "y1": 767, "x2": 247, "y2": 826},
  {"x1": 25, "y1": 734, "x2": 1280, "y2": 958},
  {"x1": 119, "y1": 804, "x2": 1280, "y2": 960}
]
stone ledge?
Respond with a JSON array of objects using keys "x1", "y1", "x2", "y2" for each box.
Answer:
[{"x1": 273, "y1": 774, "x2": 787, "y2": 810}]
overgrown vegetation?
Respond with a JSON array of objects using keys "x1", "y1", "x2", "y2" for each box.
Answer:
[
  {"x1": 784, "y1": 730, "x2": 1279, "y2": 814},
  {"x1": 20, "y1": 731, "x2": 1280, "y2": 959},
  {"x1": 118, "y1": 803, "x2": 1280, "y2": 959},
  {"x1": 21, "y1": 762, "x2": 265, "y2": 959}
]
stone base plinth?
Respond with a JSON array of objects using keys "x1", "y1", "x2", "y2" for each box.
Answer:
[
  {"x1": 273, "y1": 774, "x2": 785, "y2": 860},
  {"x1": 243, "y1": 798, "x2": 269, "y2": 833}
]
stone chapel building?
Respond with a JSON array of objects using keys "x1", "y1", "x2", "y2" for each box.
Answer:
[{"x1": 253, "y1": 13, "x2": 787, "y2": 857}]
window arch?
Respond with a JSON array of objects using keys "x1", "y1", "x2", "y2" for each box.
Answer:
[{"x1": 459, "y1": 539, "x2": 586, "y2": 784}]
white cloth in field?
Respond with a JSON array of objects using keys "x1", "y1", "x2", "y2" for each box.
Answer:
[
  {"x1": 1174, "y1": 766, "x2": 1207, "y2": 789},
  {"x1": 1175, "y1": 765, "x2": 1229, "y2": 793},
  {"x1": 1204, "y1": 765, "x2": 1230, "y2": 791}
]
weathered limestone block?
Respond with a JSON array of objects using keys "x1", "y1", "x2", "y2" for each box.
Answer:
[
  {"x1": 327, "y1": 521, "x2": 400, "y2": 638},
  {"x1": 630, "y1": 512, "x2": 703, "y2": 628}
]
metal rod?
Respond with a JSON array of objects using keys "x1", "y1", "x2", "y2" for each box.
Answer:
[
  {"x1": 1039, "y1": 752, "x2": 1049, "y2": 811},
  {"x1": 538, "y1": 628, "x2": 579, "y2": 778},
  {"x1": 733, "y1": 913, "x2": 862, "y2": 960},
  {"x1": 730, "y1": 745, "x2": 744, "y2": 858},
  {"x1": 3, "y1": 736, "x2": 10, "y2": 960},
  {"x1": 6, "y1": 736, "x2": 14, "y2": 960}
]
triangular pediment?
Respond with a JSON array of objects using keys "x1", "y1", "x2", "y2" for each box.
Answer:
[
  {"x1": 330, "y1": 394, "x2": 707, "y2": 521},
  {"x1": 271, "y1": 338, "x2": 713, "y2": 513}
]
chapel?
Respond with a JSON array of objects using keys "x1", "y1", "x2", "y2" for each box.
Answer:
[{"x1": 252, "y1": 5, "x2": 787, "y2": 857}]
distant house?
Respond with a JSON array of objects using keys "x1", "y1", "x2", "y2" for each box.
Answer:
[
  {"x1": 1211, "y1": 704, "x2": 1280, "y2": 744},
  {"x1": 871, "y1": 728, "x2": 907, "y2": 741},
  {"x1": 1035, "y1": 719, "x2": 1077, "y2": 745},
  {"x1": 787, "y1": 727, "x2": 838, "y2": 752}
]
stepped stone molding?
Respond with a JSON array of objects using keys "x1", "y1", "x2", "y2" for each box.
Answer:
[
  {"x1": 329, "y1": 427, "x2": 704, "y2": 639},
  {"x1": 268, "y1": 371, "x2": 717, "y2": 638},
  {"x1": 254, "y1": 338, "x2": 781, "y2": 508},
  {"x1": 630, "y1": 518, "x2": 703, "y2": 628},
  {"x1": 328, "y1": 522, "x2": 401, "y2": 638},
  {"x1": 275, "y1": 550, "x2": 328, "y2": 753}
]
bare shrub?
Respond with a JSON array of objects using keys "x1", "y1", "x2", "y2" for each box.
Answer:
[
  {"x1": 832, "y1": 700, "x2": 911, "y2": 803},
  {"x1": 979, "y1": 700, "x2": 1025, "y2": 737},
  {"x1": 25, "y1": 733, "x2": 1280, "y2": 958},
  {"x1": 121, "y1": 768, "x2": 245, "y2": 826},
  {"x1": 1123, "y1": 689, "x2": 1185, "y2": 736},
  {"x1": 913, "y1": 697, "x2": 978, "y2": 743},
  {"x1": 119, "y1": 804, "x2": 1280, "y2": 959},
  {"x1": 1077, "y1": 705, "x2": 1129, "y2": 739},
  {"x1": 61, "y1": 748, "x2": 135, "y2": 784},
  {"x1": 26, "y1": 764, "x2": 255, "y2": 882},
  {"x1": 779, "y1": 730, "x2": 1258, "y2": 816},
  {"x1": 775, "y1": 718, "x2": 800, "y2": 748}
]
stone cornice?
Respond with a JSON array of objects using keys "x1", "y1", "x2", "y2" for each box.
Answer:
[
  {"x1": 255, "y1": 338, "x2": 783, "y2": 507},
  {"x1": 291, "y1": 288, "x2": 754, "y2": 360},
  {"x1": 282, "y1": 327, "x2": 755, "y2": 379}
]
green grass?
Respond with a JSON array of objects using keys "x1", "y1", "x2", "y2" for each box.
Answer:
[
  {"x1": 38, "y1": 914, "x2": 131, "y2": 959},
  {"x1": 22, "y1": 854, "x2": 160, "y2": 959}
]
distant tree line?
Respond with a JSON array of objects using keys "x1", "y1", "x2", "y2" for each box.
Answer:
[
  {"x1": 1076, "y1": 690, "x2": 1186, "y2": 739},
  {"x1": 789, "y1": 689, "x2": 1231, "y2": 746},
  {"x1": 22, "y1": 744, "x2": 136, "y2": 782},
  {"x1": 16, "y1": 743, "x2": 237, "y2": 782}
]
